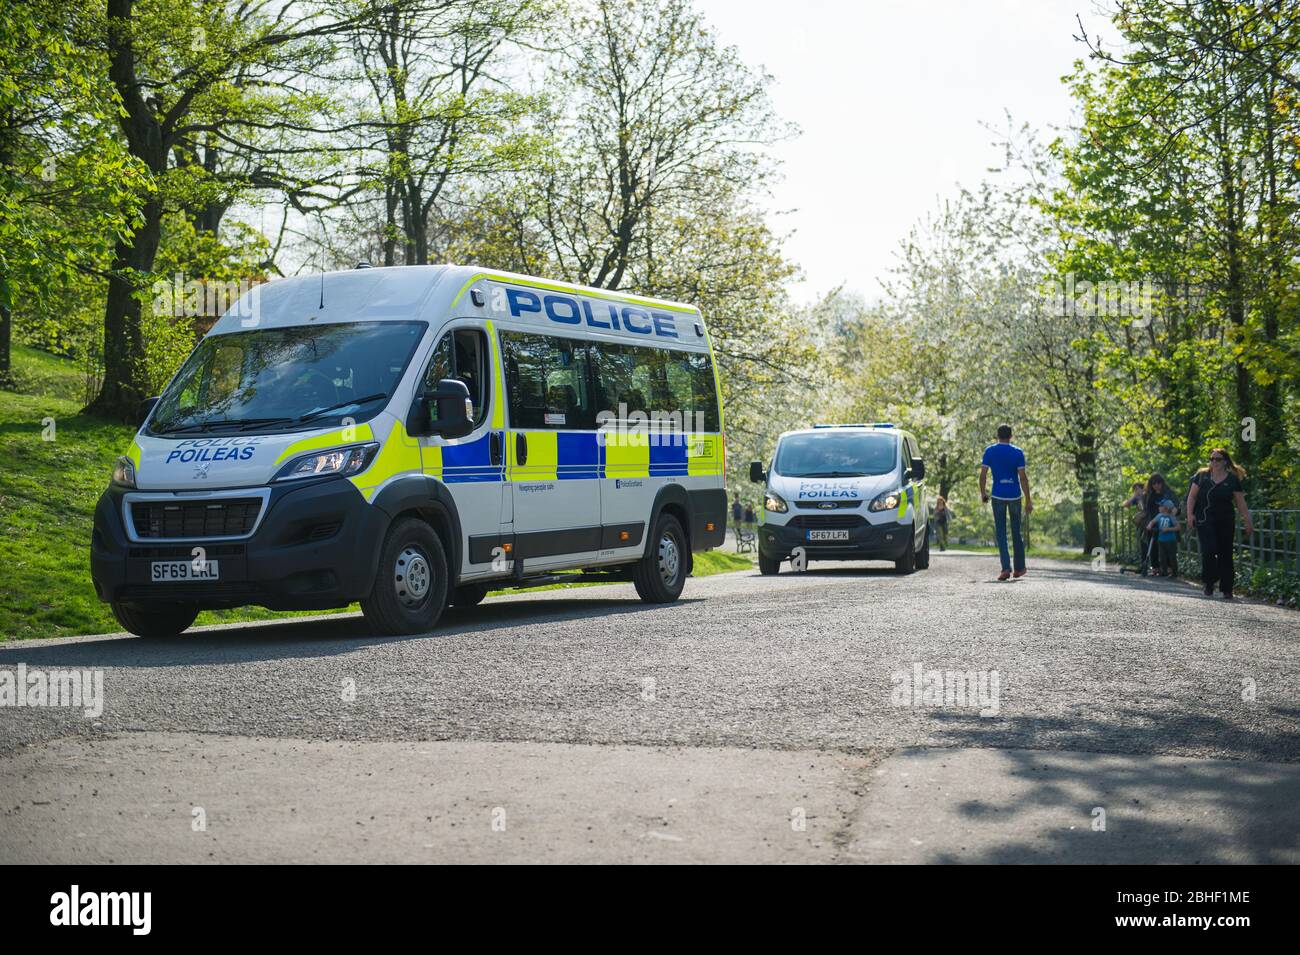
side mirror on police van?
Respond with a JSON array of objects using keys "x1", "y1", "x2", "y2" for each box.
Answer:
[
  {"x1": 430, "y1": 378, "x2": 474, "y2": 439},
  {"x1": 137, "y1": 396, "x2": 159, "y2": 427},
  {"x1": 749, "y1": 460, "x2": 765, "y2": 484},
  {"x1": 407, "y1": 378, "x2": 473, "y2": 439},
  {"x1": 910, "y1": 458, "x2": 926, "y2": 482}
]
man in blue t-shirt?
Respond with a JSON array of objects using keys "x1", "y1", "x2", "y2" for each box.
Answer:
[{"x1": 979, "y1": 424, "x2": 1033, "y2": 580}]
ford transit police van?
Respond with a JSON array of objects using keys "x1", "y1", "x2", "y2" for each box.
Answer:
[
  {"x1": 748, "y1": 424, "x2": 929, "y2": 574},
  {"x1": 91, "y1": 265, "x2": 727, "y2": 637}
]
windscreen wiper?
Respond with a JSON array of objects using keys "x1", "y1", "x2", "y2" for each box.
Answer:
[
  {"x1": 154, "y1": 421, "x2": 226, "y2": 435},
  {"x1": 296, "y1": 393, "x2": 388, "y2": 425}
]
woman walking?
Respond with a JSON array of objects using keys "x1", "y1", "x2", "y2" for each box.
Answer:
[
  {"x1": 932, "y1": 496, "x2": 953, "y2": 551},
  {"x1": 1186, "y1": 449, "x2": 1254, "y2": 599}
]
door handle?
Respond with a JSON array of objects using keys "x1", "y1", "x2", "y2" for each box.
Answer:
[
  {"x1": 516, "y1": 431, "x2": 528, "y2": 466},
  {"x1": 489, "y1": 430, "x2": 503, "y2": 466}
]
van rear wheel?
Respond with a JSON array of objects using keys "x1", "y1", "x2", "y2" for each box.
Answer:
[
  {"x1": 361, "y1": 517, "x2": 448, "y2": 635},
  {"x1": 633, "y1": 513, "x2": 686, "y2": 603},
  {"x1": 111, "y1": 601, "x2": 198, "y2": 638}
]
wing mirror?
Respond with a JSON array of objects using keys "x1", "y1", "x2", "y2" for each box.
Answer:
[
  {"x1": 749, "y1": 460, "x2": 766, "y2": 483},
  {"x1": 409, "y1": 378, "x2": 473, "y2": 438}
]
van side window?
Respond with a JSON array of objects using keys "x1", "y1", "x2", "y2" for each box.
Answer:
[
  {"x1": 589, "y1": 341, "x2": 719, "y2": 432},
  {"x1": 500, "y1": 329, "x2": 721, "y2": 433},
  {"x1": 501, "y1": 331, "x2": 595, "y2": 430},
  {"x1": 423, "y1": 328, "x2": 488, "y2": 427},
  {"x1": 687, "y1": 352, "x2": 720, "y2": 432},
  {"x1": 904, "y1": 436, "x2": 919, "y2": 473}
]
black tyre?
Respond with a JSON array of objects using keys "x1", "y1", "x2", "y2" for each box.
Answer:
[
  {"x1": 915, "y1": 529, "x2": 931, "y2": 570},
  {"x1": 758, "y1": 552, "x2": 781, "y2": 575},
  {"x1": 633, "y1": 512, "x2": 687, "y2": 603},
  {"x1": 111, "y1": 601, "x2": 198, "y2": 638},
  {"x1": 895, "y1": 532, "x2": 917, "y2": 574},
  {"x1": 450, "y1": 583, "x2": 489, "y2": 608},
  {"x1": 361, "y1": 517, "x2": 449, "y2": 635}
]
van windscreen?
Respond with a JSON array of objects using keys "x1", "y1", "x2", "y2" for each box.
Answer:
[
  {"x1": 149, "y1": 321, "x2": 425, "y2": 435},
  {"x1": 774, "y1": 431, "x2": 897, "y2": 477}
]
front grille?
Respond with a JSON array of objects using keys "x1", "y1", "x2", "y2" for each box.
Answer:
[
  {"x1": 794, "y1": 499, "x2": 861, "y2": 509},
  {"x1": 786, "y1": 514, "x2": 867, "y2": 529},
  {"x1": 130, "y1": 498, "x2": 263, "y2": 539}
]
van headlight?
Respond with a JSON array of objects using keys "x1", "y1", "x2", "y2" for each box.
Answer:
[
  {"x1": 111, "y1": 455, "x2": 137, "y2": 489},
  {"x1": 868, "y1": 489, "x2": 902, "y2": 512},
  {"x1": 274, "y1": 443, "x2": 380, "y2": 482},
  {"x1": 764, "y1": 490, "x2": 788, "y2": 513}
]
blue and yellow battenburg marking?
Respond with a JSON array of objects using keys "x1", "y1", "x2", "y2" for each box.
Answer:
[{"x1": 355, "y1": 425, "x2": 723, "y2": 488}]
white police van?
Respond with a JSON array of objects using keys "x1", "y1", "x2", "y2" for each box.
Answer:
[
  {"x1": 91, "y1": 265, "x2": 727, "y2": 637},
  {"x1": 748, "y1": 424, "x2": 929, "y2": 574}
]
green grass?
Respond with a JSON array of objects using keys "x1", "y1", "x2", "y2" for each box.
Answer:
[
  {"x1": 8, "y1": 343, "x2": 91, "y2": 403},
  {"x1": 691, "y1": 548, "x2": 755, "y2": 574},
  {"x1": 0, "y1": 346, "x2": 755, "y2": 640}
]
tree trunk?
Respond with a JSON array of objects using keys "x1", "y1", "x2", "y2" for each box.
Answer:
[
  {"x1": 0, "y1": 121, "x2": 12, "y2": 389},
  {"x1": 91, "y1": 0, "x2": 165, "y2": 420},
  {"x1": 88, "y1": 196, "x2": 162, "y2": 420},
  {"x1": 1075, "y1": 434, "x2": 1101, "y2": 553},
  {"x1": 0, "y1": 302, "x2": 12, "y2": 390}
]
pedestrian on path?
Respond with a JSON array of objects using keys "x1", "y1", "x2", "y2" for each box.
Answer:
[
  {"x1": 1186, "y1": 449, "x2": 1253, "y2": 599},
  {"x1": 979, "y1": 424, "x2": 1033, "y2": 580},
  {"x1": 932, "y1": 496, "x2": 953, "y2": 551},
  {"x1": 1137, "y1": 473, "x2": 1175, "y2": 576}
]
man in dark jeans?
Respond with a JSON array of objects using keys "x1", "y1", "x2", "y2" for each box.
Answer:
[{"x1": 979, "y1": 424, "x2": 1034, "y2": 580}]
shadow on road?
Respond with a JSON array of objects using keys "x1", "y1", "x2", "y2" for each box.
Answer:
[
  {"x1": 0, "y1": 595, "x2": 704, "y2": 669},
  {"x1": 947, "y1": 555, "x2": 1282, "y2": 608},
  {"x1": 918, "y1": 746, "x2": 1300, "y2": 864},
  {"x1": 927, "y1": 704, "x2": 1300, "y2": 772}
]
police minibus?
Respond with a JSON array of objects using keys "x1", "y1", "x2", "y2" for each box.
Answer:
[
  {"x1": 748, "y1": 423, "x2": 929, "y2": 574},
  {"x1": 90, "y1": 265, "x2": 727, "y2": 636}
]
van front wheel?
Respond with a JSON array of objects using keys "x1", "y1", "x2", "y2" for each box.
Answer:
[
  {"x1": 758, "y1": 552, "x2": 781, "y2": 575},
  {"x1": 111, "y1": 601, "x2": 198, "y2": 638},
  {"x1": 895, "y1": 533, "x2": 917, "y2": 574},
  {"x1": 915, "y1": 531, "x2": 931, "y2": 570},
  {"x1": 633, "y1": 513, "x2": 687, "y2": 603},
  {"x1": 361, "y1": 517, "x2": 448, "y2": 635}
]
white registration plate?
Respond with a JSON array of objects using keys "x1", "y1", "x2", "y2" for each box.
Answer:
[
  {"x1": 151, "y1": 560, "x2": 220, "y2": 582},
  {"x1": 807, "y1": 529, "x2": 850, "y2": 541}
]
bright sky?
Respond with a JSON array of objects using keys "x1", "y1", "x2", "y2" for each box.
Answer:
[{"x1": 695, "y1": 0, "x2": 1108, "y2": 304}]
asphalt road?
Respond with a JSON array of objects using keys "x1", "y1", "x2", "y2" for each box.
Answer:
[{"x1": 2, "y1": 551, "x2": 1298, "y2": 863}]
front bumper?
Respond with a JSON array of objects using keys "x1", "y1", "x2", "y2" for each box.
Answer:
[
  {"x1": 758, "y1": 517, "x2": 913, "y2": 561},
  {"x1": 90, "y1": 479, "x2": 387, "y2": 611}
]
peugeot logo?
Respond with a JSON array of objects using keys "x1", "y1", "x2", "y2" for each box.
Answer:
[{"x1": 193, "y1": 462, "x2": 210, "y2": 480}]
